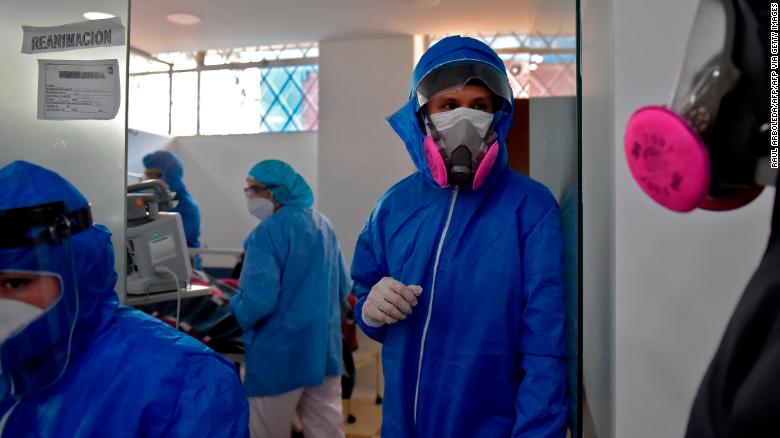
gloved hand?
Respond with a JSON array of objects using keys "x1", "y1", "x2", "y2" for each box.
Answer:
[{"x1": 362, "y1": 277, "x2": 423, "y2": 328}]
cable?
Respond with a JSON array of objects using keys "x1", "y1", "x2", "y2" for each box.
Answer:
[{"x1": 154, "y1": 265, "x2": 183, "y2": 330}]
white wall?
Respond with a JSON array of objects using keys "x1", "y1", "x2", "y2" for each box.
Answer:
[
  {"x1": 1, "y1": 1, "x2": 128, "y2": 295},
  {"x1": 580, "y1": 0, "x2": 616, "y2": 435},
  {"x1": 582, "y1": 0, "x2": 777, "y2": 436},
  {"x1": 529, "y1": 96, "x2": 578, "y2": 202},
  {"x1": 318, "y1": 36, "x2": 416, "y2": 265},
  {"x1": 128, "y1": 132, "x2": 318, "y2": 268},
  {"x1": 170, "y1": 133, "x2": 318, "y2": 267},
  {"x1": 127, "y1": 129, "x2": 175, "y2": 175},
  {"x1": 128, "y1": 37, "x2": 417, "y2": 270}
]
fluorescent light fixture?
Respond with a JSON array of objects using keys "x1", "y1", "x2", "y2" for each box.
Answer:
[
  {"x1": 166, "y1": 13, "x2": 202, "y2": 26},
  {"x1": 83, "y1": 12, "x2": 115, "y2": 20}
]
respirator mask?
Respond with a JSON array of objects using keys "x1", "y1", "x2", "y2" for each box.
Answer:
[
  {"x1": 624, "y1": 0, "x2": 770, "y2": 212},
  {"x1": 416, "y1": 62, "x2": 513, "y2": 190}
]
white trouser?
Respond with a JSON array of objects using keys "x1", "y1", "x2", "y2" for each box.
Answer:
[{"x1": 248, "y1": 376, "x2": 344, "y2": 438}]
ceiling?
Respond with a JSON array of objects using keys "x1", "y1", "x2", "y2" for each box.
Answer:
[{"x1": 130, "y1": 0, "x2": 576, "y2": 54}]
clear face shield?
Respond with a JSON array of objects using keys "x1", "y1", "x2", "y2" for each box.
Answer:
[
  {"x1": 669, "y1": 0, "x2": 739, "y2": 135},
  {"x1": 624, "y1": 0, "x2": 768, "y2": 212},
  {"x1": 0, "y1": 201, "x2": 92, "y2": 396},
  {"x1": 416, "y1": 62, "x2": 514, "y2": 109},
  {"x1": 416, "y1": 62, "x2": 513, "y2": 190}
]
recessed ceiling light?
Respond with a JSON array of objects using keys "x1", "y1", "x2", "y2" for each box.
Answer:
[
  {"x1": 83, "y1": 12, "x2": 115, "y2": 20},
  {"x1": 166, "y1": 13, "x2": 202, "y2": 26},
  {"x1": 527, "y1": 63, "x2": 538, "y2": 71}
]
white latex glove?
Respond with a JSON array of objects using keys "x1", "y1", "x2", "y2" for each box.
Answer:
[{"x1": 361, "y1": 277, "x2": 423, "y2": 328}]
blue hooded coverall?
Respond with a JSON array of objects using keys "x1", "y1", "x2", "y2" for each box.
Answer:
[
  {"x1": 143, "y1": 150, "x2": 202, "y2": 252},
  {"x1": 351, "y1": 36, "x2": 568, "y2": 437},
  {"x1": 0, "y1": 161, "x2": 248, "y2": 438},
  {"x1": 230, "y1": 160, "x2": 351, "y2": 397}
]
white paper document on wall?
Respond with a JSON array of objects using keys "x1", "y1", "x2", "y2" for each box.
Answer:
[{"x1": 37, "y1": 59, "x2": 120, "y2": 120}]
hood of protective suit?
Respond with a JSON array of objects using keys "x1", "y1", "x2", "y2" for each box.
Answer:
[
  {"x1": 248, "y1": 160, "x2": 314, "y2": 208},
  {"x1": 143, "y1": 150, "x2": 187, "y2": 194},
  {"x1": 387, "y1": 35, "x2": 515, "y2": 189},
  {"x1": 0, "y1": 161, "x2": 118, "y2": 398}
]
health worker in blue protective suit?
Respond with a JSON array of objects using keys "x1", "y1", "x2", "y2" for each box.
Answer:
[
  {"x1": 0, "y1": 161, "x2": 248, "y2": 438},
  {"x1": 143, "y1": 150, "x2": 202, "y2": 267},
  {"x1": 229, "y1": 160, "x2": 351, "y2": 438},
  {"x1": 352, "y1": 36, "x2": 568, "y2": 437}
]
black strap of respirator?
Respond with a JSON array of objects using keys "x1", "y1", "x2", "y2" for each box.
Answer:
[{"x1": 0, "y1": 201, "x2": 93, "y2": 248}]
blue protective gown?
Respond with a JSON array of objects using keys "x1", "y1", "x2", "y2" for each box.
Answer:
[
  {"x1": 143, "y1": 150, "x2": 202, "y2": 251},
  {"x1": 0, "y1": 161, "x2": 248, "y2": 438},
  {"x1": 230, "y1": 161, "x2": 351, "y2": 397},
  {"x1": 351, "y1": 36, "x2": 568, "y2": 437}
]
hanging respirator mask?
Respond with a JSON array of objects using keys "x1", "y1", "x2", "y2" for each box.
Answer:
[
  {"x1": 416, "y1": 63, "x2": 513, "y2": 190},
  {"x1": 624, "y1": 0, "x2": 770, "y2": 212}
]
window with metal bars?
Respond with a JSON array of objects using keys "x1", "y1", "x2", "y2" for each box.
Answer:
[
  {"x1": 426, "y1": 32, "x2": 576, "y2": 98},
  {"x1": 129, "y1": 42, "x2": 319, "y2": 136}
]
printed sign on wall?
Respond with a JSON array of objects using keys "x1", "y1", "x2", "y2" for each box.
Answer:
[{"x1": 22, "y1": 17, "x2": 125, "y2": 54}]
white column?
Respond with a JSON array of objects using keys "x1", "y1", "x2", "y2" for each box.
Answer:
[{"x1": 318, "y1": 36, "x2": 416, "y2": 264}]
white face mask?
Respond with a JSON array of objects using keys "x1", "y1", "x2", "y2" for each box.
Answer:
[
  {"x1": 247, "y1": 197, "x2": 275, "y2": 221},
  {"x1": 428, "y1": 107, "x2": 494, "y2": 156},
  {"x1": 0, "y1": 298, "x2": 43, "y2": 344}
]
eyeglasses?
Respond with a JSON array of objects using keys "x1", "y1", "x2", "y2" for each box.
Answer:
[
  {"x1": 243, "y1": 186, "x2": 263, "y2": 196},
  {"x1": 243, "y1": 184, "x2": 277, "y2": 197}
]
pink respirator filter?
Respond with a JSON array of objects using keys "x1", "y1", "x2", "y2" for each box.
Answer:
[
  {"x1": 624, "y1": 106, "x2": 711, "y2": 212},
  {"x1": 472, "y1": 141, "x2": 498, "y2": 191},
  {"x1": 423, "y1": 136, "x2": 499, "y2": 190},
  {"x1": 424, "y1": 135, "x2": 449, "y2": 188}
]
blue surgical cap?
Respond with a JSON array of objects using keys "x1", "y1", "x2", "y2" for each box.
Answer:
[
  {"x1": 143, "y1": 150, "x2": 185, "y2": 193},
  {"x1": 248, "y1": 160, "x2": 314, "y2": 208}
]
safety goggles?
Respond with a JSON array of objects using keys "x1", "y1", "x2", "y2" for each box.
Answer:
[{"x1": 415, "y1": 61, "x2": 513, "y2": 109}]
